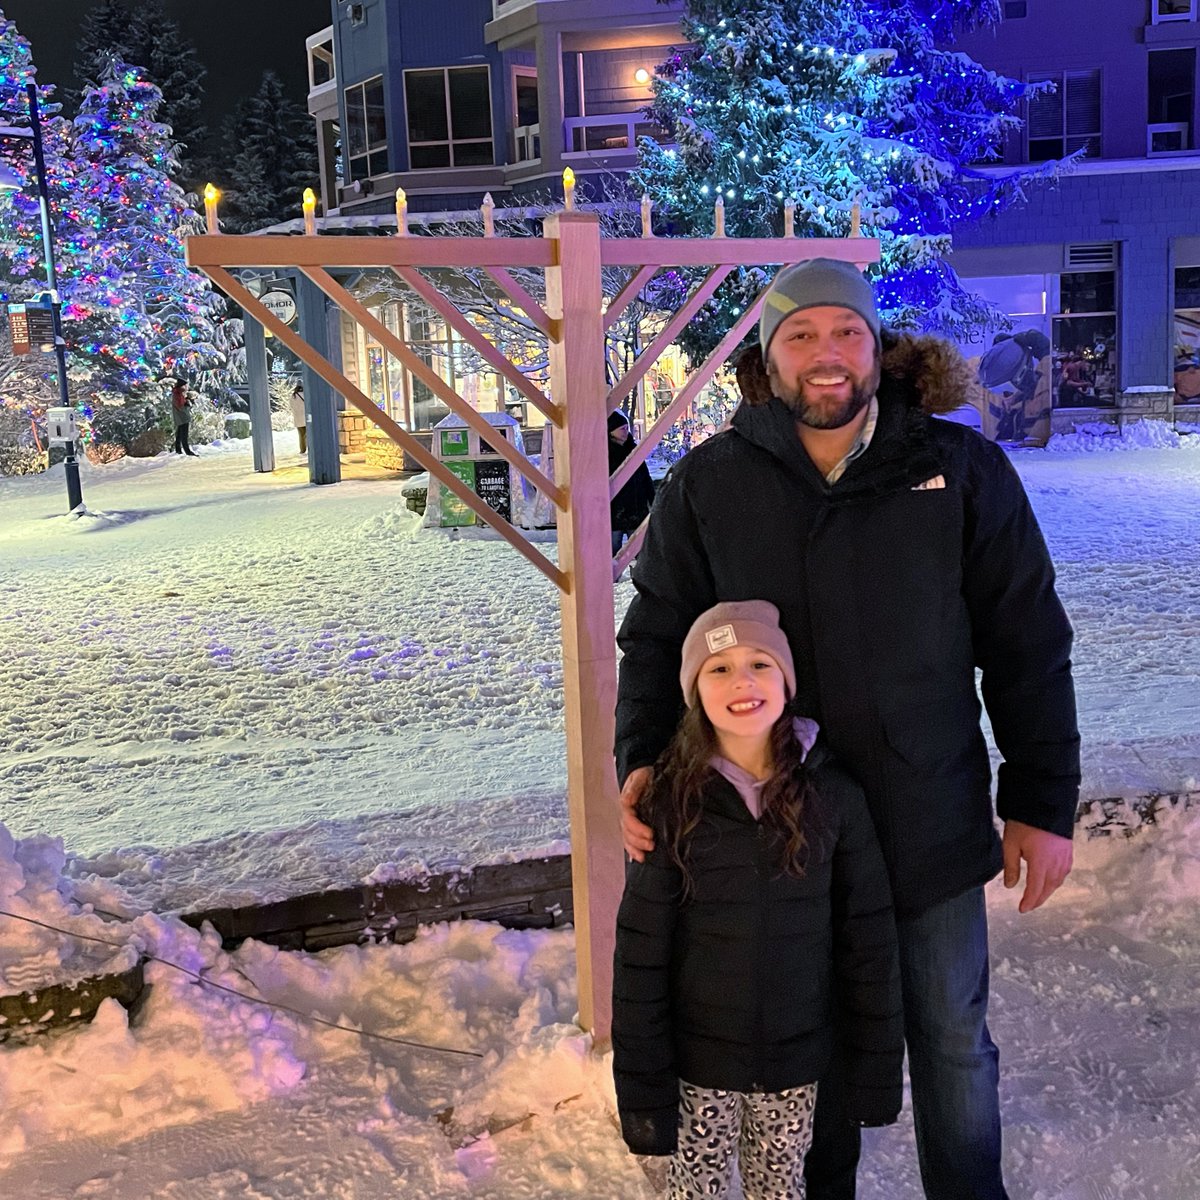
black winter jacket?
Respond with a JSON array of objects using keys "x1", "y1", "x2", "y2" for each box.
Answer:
[
  {"x1": 612, "y1": 744, "x2": 904, "y2": 1156},
  {"x1": 615, "y1": 335, "x2": 1081, "y2": 914},
  {"x1": 609, "y1": 434, "x2": 656, "y2": 532}
]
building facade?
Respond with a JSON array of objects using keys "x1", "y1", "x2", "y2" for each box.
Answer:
[
  {"x1": 303, "y1": 0, "x2": 1200, "y2": 440},
  {"x1": 950, "y1": 0, "x2": 1200, "y2": 428}
]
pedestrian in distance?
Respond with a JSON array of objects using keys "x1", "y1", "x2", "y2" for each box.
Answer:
[
  {"x1": 290, "y1": 382, "x2": 307, "y2": 455},
  {"x1": 616, "y1": 258, "x2": 1080, "y2": 1200},
  {"x1": 608, "y1": 409, "x2": 655, "y2": 557},
  {"x1": 612, "y1": 600, "x2": 904, "y2": 1199},
  {"x1": 171, "y1": 379, "x2": 198, "y2": 456}
]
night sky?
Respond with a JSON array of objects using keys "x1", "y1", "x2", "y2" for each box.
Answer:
[{"x1": 2, "y1": 0, "x2": 335, "y2": 123}]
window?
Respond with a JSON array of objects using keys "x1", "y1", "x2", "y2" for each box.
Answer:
[
  {"x1": 1148, "y1": 48, "x2": 1195, "y2": 154},
  {"x1": 404, "y1": 66, "x2": 494, "y2": 169},
  {"x1": 512, "y1": 69, "x2": 540, "y2": 162},
  {"x1": 1152, "y1": 0, "x2": 1197, "y2": 23},
  {"x1": 1174, "y1": 266, "x2": 1200, "y2": 405},
  {"x1": 1028, "y1": 70, "x2": 1101, "y2": 161},
  {"x1": 1003, "y1": 1, "x2": 1028, "y2": 16},
  {"x1": 308, "y1": 35, "x2": 334, "y2": 89},
  {"x1": 344, "y1": 77, "x2": 388, "y2": 181},
  {"x1": 1053, "y1": 272, "x2": 1117, "y2": 407}
]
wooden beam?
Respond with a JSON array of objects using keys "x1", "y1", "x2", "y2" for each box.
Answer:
[
  {"x1": 544, "y1": 212, "x2": 623, "y2": 1044},
  {"x1": 186, "y1": 233, "x2": 557, "y2": 270},
  {"x1": 606, "y1": 265, "x2": 731, "y2": 412},
  {"x1": 612, "y1": 520, "x2": 647, "y2": 580},
  {"x1": 609, "y1": 294, "x2": 768, "y2": 498},
  {"x1": 603, "y1": 264, "x2": 658, "y2": 332},
  {"x1": 202, "y1": 266, "x2": 566, "y2": 590},
  {"x1": 484, "y1": 266, "x2": 559, "y2": 342},
  {"x1": 300, "y1": 266, "x2": 565, "y2": 509},
  {"x1": 392, "y1": 265, "x2": 561, "y2": 427},
  {"x1": 599, "y1": 236, "x2": 881, "y2": 267}
]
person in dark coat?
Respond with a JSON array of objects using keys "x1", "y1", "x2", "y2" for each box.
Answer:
[
  {"x1": 613, "y1": 601, "x2": 902, "y2": 1198},
  {"x1": 616, "y1": 259, "x2": 1080, "y2": 1200},
  {"x1": 608, "y1": 409, "x2": 655, "y2": 556},
  {"x1": 170, "y1": 380, "x2": 198, "y2": 456}
]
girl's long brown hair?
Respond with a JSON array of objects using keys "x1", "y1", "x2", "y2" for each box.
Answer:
[{"x1": 640, "y1": 704, "x2": 820, "y2": 896}]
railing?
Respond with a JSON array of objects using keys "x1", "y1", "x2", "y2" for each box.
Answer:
[
  {"x1": 513, "y1": 123, "x2": 540, "y2": 163},
  {"x1": 562, "y1": 112, "x2": 671, "y2": 157}
]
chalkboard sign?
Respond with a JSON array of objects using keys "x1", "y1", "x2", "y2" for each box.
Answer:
[{"x1": 474, "y1": 459, "x2": 511, "y2": 523}]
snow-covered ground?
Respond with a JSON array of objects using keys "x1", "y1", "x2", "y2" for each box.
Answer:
[
  {"x1": 2, "y1": 426, "x2": 1199, "y2": 912},
  {"x1": 0, "y1": 803, "x2": 1196, "y2": 1198},
  {"x1": 1, "y1": 425, "x2": 1199, "y2": 1197}
]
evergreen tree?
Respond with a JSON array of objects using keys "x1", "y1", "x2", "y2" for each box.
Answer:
[
  {"x1": 223, "y1": 71, "x2": 318, "y2": 232},
  {"x1": 634, "y1": 0, "x2": 1047, "y2": 358},
  {"x1": 73, "y1": 0, "x2": 208, "y2": 186},
  {"x1": 64, "y1": 60, "x2": 230, "y2": 398},
  {"x1": 0, "y1": 8, "x2": 73, "y2": 421}
]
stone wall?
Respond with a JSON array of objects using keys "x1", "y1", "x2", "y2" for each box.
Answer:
[{"x1": 338, "y1": 411, "x2": 369, "y2": 456}]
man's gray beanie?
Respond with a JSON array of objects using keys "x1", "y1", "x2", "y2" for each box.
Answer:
[{"x1": 759, "y1": 258, "x2": 882, "y2": 359}]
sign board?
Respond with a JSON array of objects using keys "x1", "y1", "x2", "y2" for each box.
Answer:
[
  {"x1": 260, "y1": 290, "x2": 298, "y2": 326},
  {"x1": 7, "y1": 304, "x2": 30, "y2": 355},
  {"x1": 27, "y1": 304, "x2": 55, "y2": 349},
  {"x1": 8, "y1": 301, "x2": 57, "y2": 354},
  {"x1": 439, "y1": 459, "x2": 476, "y2": 526},
  {"x1": 440, "y1": 429, "x2": 469, "y2": 457},
  {"x1": 474, "y1": 459, "x2": 512, "y2": 523}
]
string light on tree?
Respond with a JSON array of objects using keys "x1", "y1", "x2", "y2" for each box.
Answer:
[{"x1": 632, "y1": 0, "x2": 1049, "y2": 358}]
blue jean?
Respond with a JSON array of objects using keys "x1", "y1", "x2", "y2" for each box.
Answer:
[{"x1": 804, "y1": 886, "x2": 1008, "y2": 1200}]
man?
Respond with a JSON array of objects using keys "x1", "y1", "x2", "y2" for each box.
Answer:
[{"x1": 615, "y1": 259, "x2": 1080, "y2": 1199}]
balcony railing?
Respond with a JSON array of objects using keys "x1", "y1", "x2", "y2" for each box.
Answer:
[
  {"x1": 562, "y1": 112, "x2": 671, "y2": 157},
  {"x1": 513, "y1": 123, "x2": 541, "y2": 163}
]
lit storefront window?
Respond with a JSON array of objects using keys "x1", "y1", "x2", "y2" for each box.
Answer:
[
  {"x1": 1053, "y1": 272, "x2": 1117, "y2": 407},
  {"x1": 1173, "y1": 265, "x2": 1200, "y2": 408}
]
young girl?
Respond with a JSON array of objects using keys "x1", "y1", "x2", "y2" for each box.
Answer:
[{"x1": 612, "y1": 600, "x2": 903, "y2": 1199}]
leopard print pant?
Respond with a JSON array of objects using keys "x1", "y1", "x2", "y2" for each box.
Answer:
[{"x1": 667, "y1": 1079, "x2": 817, "y2": 1199}]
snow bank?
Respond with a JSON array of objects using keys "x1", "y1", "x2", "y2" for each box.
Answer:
[{"x1": 1045, "y1": 418, "x2": 1200, "y2": 453}]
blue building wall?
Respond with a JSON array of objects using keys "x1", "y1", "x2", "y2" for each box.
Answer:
[{"x1": 951, "y1": 166, "x2": 1200, "y2": 388}]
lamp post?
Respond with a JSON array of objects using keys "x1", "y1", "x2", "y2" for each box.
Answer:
[{"x1": 0, "y1": 82, "x2": 82, "y2": 512}]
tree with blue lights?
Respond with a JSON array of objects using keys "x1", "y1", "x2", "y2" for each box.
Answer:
[
  {"x1": 635, "y1": 0, "x2": 1046, "y2": 357},
  {"x1": 66, "y1": 60, "x2": 233, "y2": 402}
]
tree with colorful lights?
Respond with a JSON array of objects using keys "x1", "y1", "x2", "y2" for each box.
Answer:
[
  {"x1": 65, "y1": 59, "x2": 233, "y2": 408},
  {"x1": 73, "y1": 0, "x2": 208, "y2": 187},
  {"x1": 634, "y1": 0, "x2": 1051, "y2": 358},
  {"x1": 0, "y1": 10, "x2": 72, "y2": 429}
]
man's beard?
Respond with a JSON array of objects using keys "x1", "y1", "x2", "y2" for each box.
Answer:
[{"x1": 768, "y1": 357, "x2": 881, "y2": 430}]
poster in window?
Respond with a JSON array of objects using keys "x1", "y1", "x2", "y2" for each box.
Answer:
[
  {"x1": 474, "y1": 459, "x2": 511, "y2": 523},
  {"x1": 1174, "y1": 312, "x2": 1200, "y2": 406}
]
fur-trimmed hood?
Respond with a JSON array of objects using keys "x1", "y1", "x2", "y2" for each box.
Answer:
[{"x1": 733, "y1": 329, "x2": 973, "y2": 417}]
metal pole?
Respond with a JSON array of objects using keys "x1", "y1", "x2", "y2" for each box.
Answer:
[{"x1": 27, "y1": 82, "x2": 82, "y2": 513}]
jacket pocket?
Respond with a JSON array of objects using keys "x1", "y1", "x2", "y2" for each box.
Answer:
[{"x1": 880, "y1": 699, "x2": 978, "y2": 772}]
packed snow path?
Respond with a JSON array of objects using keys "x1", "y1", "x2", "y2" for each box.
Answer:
[
  {"x1": 1, "y1": 427, "x2": 1199, "y2": 912},
  {"x1": 0, "y1": 809, "x2": 1196, "y2": 1198}
]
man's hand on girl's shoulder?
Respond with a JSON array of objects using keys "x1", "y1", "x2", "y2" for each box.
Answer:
[{"x1": 620, "y1": 766, "x2": 655, "y2": 861}]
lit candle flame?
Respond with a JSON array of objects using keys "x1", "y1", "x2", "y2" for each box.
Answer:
[
  {"x1": 203, "y1": 183, "x2": 219, "y2": 234},
  {"x1": 562, "y1": 167, "x2": 576, "y2": 211}
]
